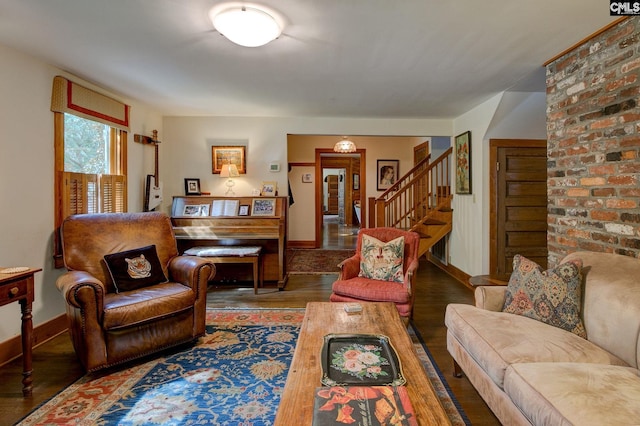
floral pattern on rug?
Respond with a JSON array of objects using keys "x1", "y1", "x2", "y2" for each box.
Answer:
[
  {"x1": 18, "y1": 309, "x2": 469, "y2": 426},
  {"x1": 19, "y1": 309, "x2": 304, "y2": 426},
  {"x1": 97, "y1": 325, "x2": 298, "y2": 425}
]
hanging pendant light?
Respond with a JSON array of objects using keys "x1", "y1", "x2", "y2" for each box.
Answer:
[{"x1": 334, "y1": 136, "x2": 357, "y2": 153}]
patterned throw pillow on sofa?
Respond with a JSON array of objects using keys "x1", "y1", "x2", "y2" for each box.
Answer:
[
  {"x1": 502, "y1": 254, "x2": 586, "y2": 338},
  {"x1": 358, "y1": 234, "x2": 404, "y2": 283}
]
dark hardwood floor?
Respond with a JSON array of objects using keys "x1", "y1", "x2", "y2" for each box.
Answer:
[
  {"x1": 0, "y1": 220, "x2": 500, "y2": 425},
  {"x1": 321, "y1": 214, "x2": 359, "y2": 249}
]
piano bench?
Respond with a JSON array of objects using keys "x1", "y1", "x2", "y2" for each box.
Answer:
[{"x1": 183, "y1": 246, "x2": 263, "y2": 294}]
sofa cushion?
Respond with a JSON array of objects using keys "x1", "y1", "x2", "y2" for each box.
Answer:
[
  {"x1": 502, "y1": 254, "x2": 586, "y2": 338},
  {"x1": 504, "y1": 362, "x2": 640, "y2": 426},
  {"x1": 563, "y1": 251, "x2": 640, "y2": 369},
  {"x1": 104, "y1": 245, "x2": 168, "y2": 293},
  {"x1": 445, "y1": 303, "x2": 628, "y2": 389},
  {"x1": 358, "y1": 234, "x2": 404, "y2": 283}
]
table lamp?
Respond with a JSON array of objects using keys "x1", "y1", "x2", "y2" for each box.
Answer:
[{"x1": 220, "y1": 164, "x2": 240, "y2": 195}]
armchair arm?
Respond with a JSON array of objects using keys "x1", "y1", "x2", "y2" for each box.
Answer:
[
  {"x1": 403, "y1": 258, "x2": 420, "y2": 295},
  {"x1": 56, "y1": 270, "x2": 105, "y2": 312},
  {"x1": 169, "y1": 255, "x2": 215, "y2": 337},
  {"x1": 337, "y1": 255, "x2": 360, "y2": 280},
  {"x1": 474, "y1": 285, "x2": 507, "y2": 311},
  {"x1": 55, "y1": 271, "x2": 108, "y2": 369},
  {"x1": 168, "y1": 255, "x2": 215, "y2": 291}
]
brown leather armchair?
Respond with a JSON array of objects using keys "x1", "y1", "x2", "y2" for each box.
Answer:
[{"x1": 56, "y1": 212, "x2": 215, "y2": 372}]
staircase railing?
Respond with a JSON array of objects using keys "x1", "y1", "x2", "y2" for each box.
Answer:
[{"x1": 368, "y1": 147, "x2": 453, "y2": 230}]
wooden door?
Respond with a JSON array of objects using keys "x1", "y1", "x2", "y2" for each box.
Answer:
[
  {"x1": 414, "y1": 141, "x2": 429, "y2": 165},
  {"x1": 326, "y1": 175, "x2": 338, "y2": 214},
  {"x1": 490, "y1": 140, "x2": 547, "y2": 281}
]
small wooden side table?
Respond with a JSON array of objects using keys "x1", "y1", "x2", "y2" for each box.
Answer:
[{"x1": 0, "y1": 267, "x2": 41, "y2": 396}]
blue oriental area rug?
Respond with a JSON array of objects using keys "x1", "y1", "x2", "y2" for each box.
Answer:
[{"x1": 18, "y1": 308, "x2": 469, "y2": 425}]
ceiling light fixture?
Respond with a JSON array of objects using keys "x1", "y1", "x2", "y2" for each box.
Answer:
[
  {"x1": 334, "y1": 136, "x2": 357, "y2": 153},
  {"x1": 210, "y1": 5, "x2": 282, "y2": 48}
]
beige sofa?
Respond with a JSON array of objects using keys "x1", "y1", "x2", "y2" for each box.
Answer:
[{"x1": 445, "y1": 252, "x2": 640, "y2": 425}]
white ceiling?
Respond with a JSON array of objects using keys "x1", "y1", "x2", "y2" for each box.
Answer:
[{"x1": 0, "y1": 0, "x2": 618, "y2": 118}]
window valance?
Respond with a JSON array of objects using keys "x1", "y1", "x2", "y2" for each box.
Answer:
[{"x1": 51, "y1": 76, "x2": 130, "y2": 132}]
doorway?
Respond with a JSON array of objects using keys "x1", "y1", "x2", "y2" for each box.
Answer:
[
  {"x1": 490, "y1": 139, "x2": 547, "y2": 280},
  {"x1": 315, "y1": 149, "x2": 366, "y2": 248}
]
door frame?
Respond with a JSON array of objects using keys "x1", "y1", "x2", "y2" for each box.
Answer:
[
  {"x1": 315, "y1": 148, "x2": 366, "y2": 248},
  {"x1": 490, "y1": 139, "x2": 547, "y2": 279}
]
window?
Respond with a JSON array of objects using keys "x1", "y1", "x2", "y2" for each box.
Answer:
[{"x1": 51, "y1": 76, "x2": 130, "y2": 267}]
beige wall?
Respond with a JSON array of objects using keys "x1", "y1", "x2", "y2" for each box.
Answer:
[
  {"x1": 452, "y1": 92, "x2": 547, "y2": 276},
  {"x1": 0, "y1": 43, "x2": 163, "y2": 344}
]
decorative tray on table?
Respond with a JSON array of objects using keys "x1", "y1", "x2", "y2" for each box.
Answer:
[{"x1": 320, "y1": 333, "x2": 406, "y2": 386}]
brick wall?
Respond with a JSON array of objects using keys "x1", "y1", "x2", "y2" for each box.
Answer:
[{"x1": 547, "y1": 17, "x2": 640, "y2": 266}]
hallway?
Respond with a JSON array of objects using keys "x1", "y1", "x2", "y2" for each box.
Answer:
[{"x1": 321, "y1": 214, "x2": 358, "y2": 249}]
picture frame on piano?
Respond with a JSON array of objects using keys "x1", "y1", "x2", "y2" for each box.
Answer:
[
  {"x1": 182, "y1": 204, "x2": 201, "y2": 216},
  {"x1": 251, "y1": 198, "x2": 276, "y2": 216},
  {"x1": 185, "y1": 178, "x2": 201, "y2": 195},
  {"x1": 261, "y1": 181, "x2": 277, "y2": 196},
  {"x1": 238, "y1": 204, "x2": 250, "y2": 216}
]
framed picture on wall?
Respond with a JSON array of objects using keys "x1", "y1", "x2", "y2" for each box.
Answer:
[
  {"x1": 353, "y1": 174, "x2": 360, "y2": 190},
  {"x1": 377, "y1": 159, "x2": 399, "y2": 191},
  {"x1": 455, "y1": 131, "x2": 471, "y2": 194},
  {"x1": 212, "y1": 146, "x2": 246, "y2": 174}
]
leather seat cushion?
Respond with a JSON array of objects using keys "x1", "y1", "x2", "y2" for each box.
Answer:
[
  {"x1": 332, "y1": 277, "x2": 410, "y2": 304},
  {"x1": 103, "y1": 282, "x2": 196, "y2": 330}
]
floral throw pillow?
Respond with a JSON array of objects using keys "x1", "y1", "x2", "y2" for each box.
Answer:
[
  {"x1": 502, "y1": 254, "x2": 586, "y2": 338},
  {"x1": 358, "y1": 234, "x2": 404, "y2": 283}
]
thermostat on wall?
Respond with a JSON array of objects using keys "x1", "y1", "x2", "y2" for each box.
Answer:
[{"x1": 269, "y1": 162, "x2": 280, "y2": 172}]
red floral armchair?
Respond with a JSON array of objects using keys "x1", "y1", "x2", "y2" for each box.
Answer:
[{"x1": 329, "y1": 227, "x2": 420, "y2": 319}]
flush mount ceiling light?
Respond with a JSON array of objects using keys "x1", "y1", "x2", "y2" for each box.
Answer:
[
  {"x1": 334, "y1": 136, "x2": 357, "y2": 153},
  {"x1": 210, "y1": 4, "x2": 282, "y2": 47}
]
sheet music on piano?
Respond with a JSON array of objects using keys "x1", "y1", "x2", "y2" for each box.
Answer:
[{"x1": 211, "y1": 199, "x2": 240, "y2": 217}]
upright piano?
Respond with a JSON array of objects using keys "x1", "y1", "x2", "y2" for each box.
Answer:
[{"x1": 171, "y1": 195, "x2": 288, "y2": 289}]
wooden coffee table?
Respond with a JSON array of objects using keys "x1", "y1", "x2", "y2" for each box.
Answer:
[{"x1": 275, "y1": 302, "x2": 451, "y2": 425}]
